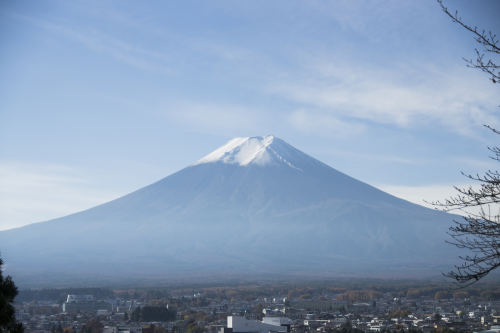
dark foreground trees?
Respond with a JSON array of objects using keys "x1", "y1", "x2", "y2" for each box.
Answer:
[
  {"x1": 434, "y1": 1, "x2": 500, "y2": 284},
  {"x1": 0, "y1": 257, "x2": 24, "y2": 333},
  {"x1": 131, "y1": 305, "x2": 176, "y2": 322}
]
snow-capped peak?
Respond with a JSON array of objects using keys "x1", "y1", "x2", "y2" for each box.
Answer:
[{"x1": 194, "y1": 136, "x2": 301, "y2": 169}]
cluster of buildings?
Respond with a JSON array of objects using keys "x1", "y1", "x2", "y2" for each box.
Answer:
[{"x1": 14, "y1": 289, "x2": 500, "y2": 333}]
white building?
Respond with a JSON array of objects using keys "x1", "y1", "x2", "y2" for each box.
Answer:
[
  {"x1": 262, "y1": 317, "x2": 291, "y2": 328},
  {"x1": 223, "y1": 316, "x2": 290, "y2": 333},
  {"x1": 66, "y1": 294, "x2": 94, "y2": 303}
]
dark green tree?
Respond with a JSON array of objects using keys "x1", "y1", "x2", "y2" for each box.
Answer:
[
  {"x1": 131, "y1": 306, "x2": 176, "y2": 322},
  {"x1": 0, "y1": 257, "x2": 24, "y2": 333},
  {"x1": 185, "y1": 319, "x2": 204, "y2": 333},
  {"x1": 50, "y1": 323, "x2": 63, "y2": 333},
  {"x1": 81, "y1": 319, "x2": 103, "y2": 333}
]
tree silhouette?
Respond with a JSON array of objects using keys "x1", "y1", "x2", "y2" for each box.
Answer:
[
  {"x1": 434, "y1": 1, "x2": 500, "y2": 284},
  {"x1": 438, "y1": 0, "x2": 499, "y2": 84},
  {"x1": 0, "y1": 257, "x2": 24, "y2": 333}
]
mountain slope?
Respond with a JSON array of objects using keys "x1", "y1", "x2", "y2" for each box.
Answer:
[{"x1": 0, "y1": 136, "x2": 457, "y2": 285}]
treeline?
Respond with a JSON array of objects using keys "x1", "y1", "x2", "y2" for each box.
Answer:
[
  {"x1": 327, "y1": 328, "x2": 454, "y2": 333},
  {"x1": 172, "y1": 280, "x2": 500, "y2": 302},
  {"x1": 18, "y1": 279, "x2": 500, "y2": 305},
  {"x1": 336, "y1": 290, "x2": 382, "y2": 301},
  {"x1": 18, "y1": 288, "x2": 113, "y2": 302},
  {"x1": 131, "y1": 306, "x2": 176, "y2": 322},
  {"x1": 406, "y1": 286, "x2": 500, "y2": 300}
]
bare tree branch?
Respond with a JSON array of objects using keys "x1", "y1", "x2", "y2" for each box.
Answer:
[
  {"x1": 433, "y1": 2, "x2": 500, "y2": 284},
  {"x1": 437, "y1": 0, "x2": 500, "y2": 84},
  {"x1": 432, "y1": 127, "x2": 500, "y2": 284}
]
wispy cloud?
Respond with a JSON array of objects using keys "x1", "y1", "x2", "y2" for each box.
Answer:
[
  {"x1": 8, "y1": 10, "x2": 263, "y2": 77},
  {"x1": 161, "y1": 101, "x2": 367, "y2": 139},
  {"x1": 288, "y1": 109, "x2": 365, "y2": 137},
  {"x1": 8, "y1": 12, "x2": 172, "y2": 73},
  {"x1": 319, "y1": 148, "x2": 419, "y2": 165},
  {"x1": 311, "y1": 0, "x2": 426, "y2": 38},
  {"x1": 377, "y1": 183, "x2": 486, "y2": 216},
  {"x1": 451, "y1": 156, "x2": 498, "y2": 170},
  {"x1": 161, "y1": 101, "x2": 272, "y2": 136},
  {"x1": 0, "y1": 162, "x2": 121, "y2": 231},
  {"x1": 267, "y1": 62, "x2": 499, "y2": 135},
  {"x1": 63, "y1": 28, "x2": 172, "y2": 73},
  {"x1": 377, "y1": 183, "x2": 458, "y2": 208}
]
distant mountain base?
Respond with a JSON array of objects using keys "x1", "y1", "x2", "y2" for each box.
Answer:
[{"x1": 0, "y1": 136, "x2": 460, "y2": 287}]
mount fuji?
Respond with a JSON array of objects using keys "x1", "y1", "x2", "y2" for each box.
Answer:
[{"x1": 0, "y1": 136, "x2": 457, "y2": 286}]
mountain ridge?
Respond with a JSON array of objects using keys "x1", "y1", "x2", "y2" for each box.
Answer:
[{"x1": 0, "y1": 136, "x2": 458, "y2": 286}]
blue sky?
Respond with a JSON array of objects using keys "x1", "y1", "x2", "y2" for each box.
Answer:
[{"x1": 1, "y1": 0, "x2": 500, "y2": 230}]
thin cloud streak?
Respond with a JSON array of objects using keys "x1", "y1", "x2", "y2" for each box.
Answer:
[
  {"x1": 377, "y1": 183, "x2": 463, "y2": 209},
  {"x1": 8, "y1": 12, "x2": 173, "y2": 73},
  {"x1": 267, "y1": 63, "x2": 499, "y2": 135},
  {"x1": 0, "y1": 162, "x2": 122, "y2": 231},
  {"x1": 288, "y1": 109, "x2": 365, "y2": 137},
  {"x1": 377, "y1": 182, "x2": 485, "y2": 218},
  {"x1": 160, "y1": 102, "x2": 273, "y2": 137}
]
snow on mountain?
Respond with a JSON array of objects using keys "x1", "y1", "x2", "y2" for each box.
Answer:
[
  {"x1": 0, "y1": 136, "x2": 459, "y2": 286},
  {"x1": 194, "y1": 136, "x2": 301, "y2": 170}
]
